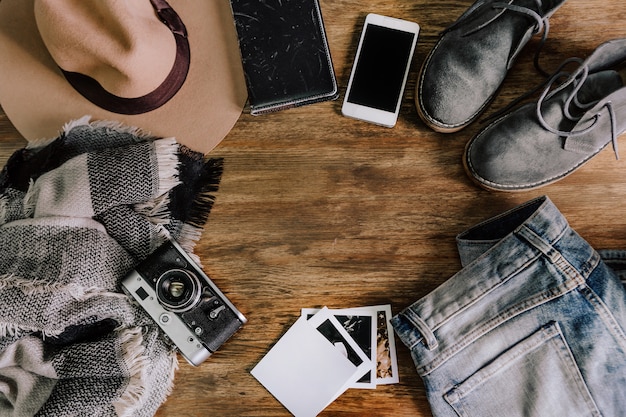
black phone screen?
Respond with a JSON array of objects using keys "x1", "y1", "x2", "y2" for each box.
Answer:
[{"x1": 346, "y1": 24, "x2": 416, "y2": 112}]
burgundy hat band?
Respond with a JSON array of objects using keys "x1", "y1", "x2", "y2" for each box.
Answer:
[{"x1": 61, "y1": 0, "x2": 190, "y2": 115}]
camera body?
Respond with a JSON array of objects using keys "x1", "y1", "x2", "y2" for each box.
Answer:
[{"x1": 122, "y1": 239, "x2": 246, "y2": 366}]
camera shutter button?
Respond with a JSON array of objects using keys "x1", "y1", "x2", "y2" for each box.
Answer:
[{"x1": 159, "y1": 313, "x2": 172, "y2": 325}]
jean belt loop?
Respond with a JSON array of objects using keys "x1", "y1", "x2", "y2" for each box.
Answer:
[
  {"x1": 515, "y1": 224, "x2": 561, "y2": 263},
  {"x1": 401, "y1": 308, "x2": 439, "y2": 350}
]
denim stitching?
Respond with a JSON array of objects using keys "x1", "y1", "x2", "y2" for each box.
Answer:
[
  {"x1": 579, "y1": 285, "x2": 626, "y2": 352},
  {"x1": 418, "y1": 257, "x2": 581, "y2": 376},
  {"x1": 400, "y1": 308, "x2": 439, "y2": 351},
  {"x1": 418, "y1": 226, "x2": 597, "y2": 376}
]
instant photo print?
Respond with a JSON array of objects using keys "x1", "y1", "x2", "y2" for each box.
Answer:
[
  {"x1": 251, "y1": 307, "x2": 372, "y2": 417},
  {"x1": 251, "y1": 304, "x2": 400, "y2": 416},
  {"x1": 302, "y1": 304, "x2": 399, "y2": 386},
  {"x1": 302, "y1": 307, "x2": 376, "y2": 389}
]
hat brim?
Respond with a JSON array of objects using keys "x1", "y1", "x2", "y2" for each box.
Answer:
[{"x1": 0, "y1": 0, "x2": 247, "y2": 154}]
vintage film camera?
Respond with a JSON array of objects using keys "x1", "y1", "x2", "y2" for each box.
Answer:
[{"x1": 122, "y1": 239, "x2": 246, "y2": 366}]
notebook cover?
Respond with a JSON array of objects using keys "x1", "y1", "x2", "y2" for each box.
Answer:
[{"x1": 229, "y1": 0, "x2": 338, "y2": 115}]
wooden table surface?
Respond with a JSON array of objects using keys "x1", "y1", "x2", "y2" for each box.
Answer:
[{"x1": 1, "y1": 0, "x2": 625, "y2": 416}]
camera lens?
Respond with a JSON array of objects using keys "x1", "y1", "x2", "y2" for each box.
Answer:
[{"x1": 156, "y1": 269, "x2": 202, "y2": 312}]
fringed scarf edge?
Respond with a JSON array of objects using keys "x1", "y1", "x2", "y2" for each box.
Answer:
[{"x1": 113, "y1": 327, "x2": 179, "y2": 417}]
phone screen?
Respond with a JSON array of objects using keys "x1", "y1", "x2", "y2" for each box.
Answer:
[{"x1": 346, "y1": 24, "x2": 416, "y2": 112}]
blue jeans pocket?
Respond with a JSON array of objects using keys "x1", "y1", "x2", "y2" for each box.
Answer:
[{"x1": 443, "y1": 321, "x2": 601, "y2": 417}]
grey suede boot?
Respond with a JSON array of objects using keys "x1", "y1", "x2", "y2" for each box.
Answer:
[
  {"x1": 417, "y1": 0, "x2": 567, "y2": 133},
  {"x1": 464, "y1": 38, "x2": 626, "y2": 191}
]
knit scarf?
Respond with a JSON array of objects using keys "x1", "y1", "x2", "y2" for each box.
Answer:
[{"x1": 0, "y1": 116, "x2": 223, "y2": 416}]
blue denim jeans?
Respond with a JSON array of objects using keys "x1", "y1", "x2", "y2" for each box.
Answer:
[{"x1": 391, "y1": 196, "x2": 626, "y2": 417}]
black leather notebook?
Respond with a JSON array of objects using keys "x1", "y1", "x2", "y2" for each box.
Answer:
[{"x1": 229, "y1": 0, "x2": 338, "y2": 115}]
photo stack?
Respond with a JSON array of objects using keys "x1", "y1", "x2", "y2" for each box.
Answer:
[{"x1": 251, "y1": 305, "x2": 399, "y2": 417}]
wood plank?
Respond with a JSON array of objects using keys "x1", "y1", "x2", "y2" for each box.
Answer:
[{"x1": 0, "y1": 0, "x2": 624, "y2": 415}]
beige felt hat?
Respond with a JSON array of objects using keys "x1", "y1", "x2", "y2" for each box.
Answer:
[{"x1": 0, "y1": 0, "x2": 247, "y2": 153}]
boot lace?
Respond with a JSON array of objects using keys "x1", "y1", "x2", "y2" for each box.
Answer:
[
  {"x1": 445, "y1": 0, "x2": 552, "y2": 75},
  {"x1": 483, "y1": 58, "x2": 620, "y2": 160},
  {"x1": 535, "y1": 59, "x2": 620, "y2": 159},
  {"x1": 495, "y1": 0, "x2": 551, "y2": 75}
]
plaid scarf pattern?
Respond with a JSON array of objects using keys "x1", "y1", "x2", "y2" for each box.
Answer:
[{"x1": 0, "y1": 117, "x2": 223, "y2": 416}]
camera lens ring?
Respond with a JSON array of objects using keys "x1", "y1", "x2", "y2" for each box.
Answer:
[{"x1": 155, "y1": 269, "x2": 202, "y2": 313}]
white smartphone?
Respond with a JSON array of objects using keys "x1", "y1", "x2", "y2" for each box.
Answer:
[{"x1": 342, "y1": 14, "x2": 420, "y2": 127}]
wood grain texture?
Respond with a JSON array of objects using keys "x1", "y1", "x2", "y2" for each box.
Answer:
[{"x1": 1, "y1": 0, "x2": 625, "y2": 416}]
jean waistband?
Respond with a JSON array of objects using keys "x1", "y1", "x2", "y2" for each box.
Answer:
[{"x1": 392, "y1": 196, "x2": 601, "y2": 375}]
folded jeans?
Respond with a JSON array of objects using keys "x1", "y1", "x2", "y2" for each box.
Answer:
[{"x1": 391, "y1": 195, "x2": 626, "y2": 417}]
